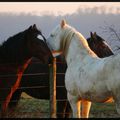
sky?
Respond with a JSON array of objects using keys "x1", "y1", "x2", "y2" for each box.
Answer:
[
  {"x1": 0, "y1": 2, "x2": 120, "y2": 53},
  {"x1": 0, "y1": 2, "x2": 120, "y2": 16}
]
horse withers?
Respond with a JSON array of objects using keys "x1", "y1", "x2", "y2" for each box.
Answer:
[
  {"x1": 0, "y1": 24, "x2": 53, "y2": 117},
  {"x1": 47, "y1": 19, "x2": 120, "y2": 118},
  {"x1": 57, "y1": 32, "x2": 114, "y2": 118},
  {"x1": 62, "y1": 31, "x2": 114, "y2": 118}
]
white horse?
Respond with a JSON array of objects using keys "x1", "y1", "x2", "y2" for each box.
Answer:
[{"x1": 47, "y1": 20, "x2": 120, "y2": 118}]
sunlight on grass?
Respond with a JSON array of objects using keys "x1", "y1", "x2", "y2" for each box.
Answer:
[{"x1": 6, "y1": 93, "x2": 119, "y2": 118}]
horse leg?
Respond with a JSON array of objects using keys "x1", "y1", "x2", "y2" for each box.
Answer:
[
  {"x1": 1, "y1": 72, "x2": 23, "y2": 117},
  {"x1": 57, "y1": 100, "x2": 67, "y2": 118},
  {"x1": 8, "y1": 89, "x2": 22, "y2": 109},
  {"x1": 0, "y1": 60, "x2": 31, "y2": 118},
  {"x1": 114, "y1": 94, "x2": 120, "y2": 116},
  {"x1": 65, "y1": 101, "x2": 72, "y2": 118},
  {"x1": 1, "y1": 95, "x2": 12, "y2": 118},
  {"x1": 111, "y1": 89, "x2": 120, "y2": 116},
  {"x1": 67, "y1": 92, "x2": 81, "y2": 118},
  {"x1": 0, "y1": 102, "x2": 7, "y2": 118},
  {"x1": 1, "y1": 87, "x2": 18, "y2": 118},
  {"x1": 81, "y1": 100, "x2": 91, "y2": 118},
  {"x1": 115, "y1": 101, "x2": 120, "y2": 116}
]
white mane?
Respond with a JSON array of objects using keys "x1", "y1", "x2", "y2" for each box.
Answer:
[
  {"x1": 62, "y1": 24, "x2": 98, "y2": 58},
  {"x1": 47, "y1": 20, "x2": 120, "y2": 118}
]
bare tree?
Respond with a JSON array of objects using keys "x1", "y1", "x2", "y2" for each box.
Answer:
[{"x1": 99, "y1": 21, "x2": 120, "y2": 52}]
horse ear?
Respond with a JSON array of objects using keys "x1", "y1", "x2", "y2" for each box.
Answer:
[
  {"x1": 61, "y1": 19, "x2": 66, "y2": 28},
  {"x1": 90, "y1": 32, "x2": 93, "y2": 38},
  {"x1": 93, "y1": 32, "x2": 97, "y2": 41},
  {"x1": 28, "y1": 25, "x2": 32, "y2": 30},
  {"x1": 94, "y1": 32, "x2": 97, "y2": 36},
  {"x1": 32, "y1": 24, "x2": 37, "y2": 30}
]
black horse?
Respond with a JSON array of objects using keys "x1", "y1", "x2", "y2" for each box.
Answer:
[
  {"x1": 0, "y1": 24, "x2": 53, "y2": 117},
  {"x1": 8, "y1": 32, "x2": 114, "y2": 118},
  {"x1": 87, "y1": 32, "x2": 114, "y2": 58}
]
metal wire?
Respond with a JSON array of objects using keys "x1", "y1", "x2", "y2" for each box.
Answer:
[{"x1": 1, "y1": 61, "x2": 116, "y2": 117}]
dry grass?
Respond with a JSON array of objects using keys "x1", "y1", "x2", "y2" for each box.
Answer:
[
  {"x1": 90, "y1": 102, "x2": 119, "y2": 118},
  {"x1": 5, "y1": 92, "x2": 120, "y2": 118},
  {"x1": 5, "y1": 93, "x2": 49, "y2": 118}
]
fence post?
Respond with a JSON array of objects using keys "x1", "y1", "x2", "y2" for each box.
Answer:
[{"x1": 49, "y1": 57, "x2": 57, "y2": 118}]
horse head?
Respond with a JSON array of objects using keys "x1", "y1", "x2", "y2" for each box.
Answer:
[
  {"x1": 87, "y1": 32, "x2": 114, "y2": 58},
  {"x1": 90, "y1": 32, "x2": 105, "y2": 43},
  {"x1": 25, "y1": 24, "x2": 53, "y2": 64},
  {"x1": 47, "y1": 19, "x2": 77, "y2": 57}
]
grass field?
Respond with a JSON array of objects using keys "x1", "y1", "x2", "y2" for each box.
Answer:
[{"x1": 5, "y1": 92, "x2": 119, "y2": 118}]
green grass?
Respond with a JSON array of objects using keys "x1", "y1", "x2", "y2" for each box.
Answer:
[
  {"x1": 6, "y1": 93, "x2": 119, "y2": 118},
  {"x1": 6, "y1": 93, "x2": 50, "y2": 118},
  {"x1": 90, "y1": 102, "x2": 118, "y2": 118}
]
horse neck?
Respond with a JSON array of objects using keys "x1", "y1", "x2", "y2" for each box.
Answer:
[
  {"x1": 0, "y1": 44, "x2": 31, "y2": 65},
  {"x1": 63, "y1": 31, "x2": 97, "y2": 65}
]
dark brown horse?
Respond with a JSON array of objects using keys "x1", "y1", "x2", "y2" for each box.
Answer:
[
  {"x1": 8, "y1": 32, "x2": 114, "y2": 118},
  {"x1": 0, "y1": 24, "x2": 53, "y2": 117},
  {"x1": 87, "y1": 32, "x2": 114, "y2": 58}
]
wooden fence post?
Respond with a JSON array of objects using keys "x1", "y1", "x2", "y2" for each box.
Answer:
[{"x1": 49, "y1": 57, "x2": 57, "y2": 118}]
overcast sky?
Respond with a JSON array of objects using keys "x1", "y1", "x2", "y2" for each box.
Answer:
[
  {"x1": 0, "y1": 2, "x2": 119, "y2": 53},
  {"x1": 0, "y1": 2, "x2": 120, "y2": 16}
]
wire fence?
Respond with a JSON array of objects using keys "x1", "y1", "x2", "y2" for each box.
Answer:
[{"x1": 0, "y1": 60, "x2": 118, "y2": 118}]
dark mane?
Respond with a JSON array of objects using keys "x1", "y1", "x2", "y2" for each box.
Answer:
[
  {"x1": 0, "y1": 29, "x2": 29, "y2": 64},
  {"x1": 96, "y1": 35, "x2": 105, "y2": 42},
  {"x1": 0, "y1": 24, "x2": 53, "y2": 117},
  {"x1": 87, "y1": 32, "x2": 114, "y2": 58}
]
